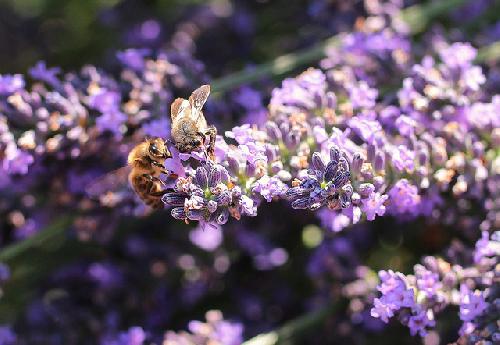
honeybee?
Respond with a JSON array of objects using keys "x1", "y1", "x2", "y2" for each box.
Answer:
[
  {"x1": 170, "y1": 85, "x2": 217, "y2": 160},
  {"x1": 86, "y1": 137, "x2": 173, "y2": 209}
]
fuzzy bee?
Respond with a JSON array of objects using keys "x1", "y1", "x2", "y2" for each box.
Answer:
[
  {"x1": 170, "y1": 85, "x2": 217, "y2": 160},
  {"x1": 86, "y1": 137, "x2": 173, "y2": 209}
]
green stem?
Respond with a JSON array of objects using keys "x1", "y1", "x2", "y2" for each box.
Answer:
[
  {"x1": 476, "y1": 41, "x2": 500, "y2": 63},
  {"x1": 398, "y1": 0, "x2": 467, "y2": 35},
  {"x1": 242, "y1": 302, "x2": 342, "y2": 345},
  {"x1": 0, "y1": 216, "x2": 73, "y2": 262},
  {"x1": 211, "y1": 0, "x2": 468, "y2": 93},
  {"x1": 211, "y1": 36, "x2": 340, "y2": 93}
]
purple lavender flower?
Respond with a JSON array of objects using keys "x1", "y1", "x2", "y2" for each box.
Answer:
[
  {"x1": 95, "y1": 110, "x2": 128, "y2": 137},
  {"x1": 370, "y1": 298, "x2": 394, "y2": 323},
  {"x1": 116, "y1": 49, "x2": 150, "y2": 71},
  {"x1": 407, "y1": 307, "x2": 435, "y2": 337},
  {"x1": 285, "y1": 147, "x2": 352, "y2": 211},
  {"x1": 438, "y1": 42, "x2": 476, "y2": 68},
  {"x1": 348, "y1": 116, "x2": 383, "y2": 145},
  {"x1": 29, "y1": 61, "x2": 61, "y2": 87},
  {"x1": 163, "y1": 162, "x2": 257, "y2": 224},
  {"x1": 415, "y1": 265, "x2": 441, "y2": 298},
  {"x1": 361, "y1": 192, "x2": 388, "y2": 221},
  {"x1": 473, "y1": 231, "x2": 500, "y2": 264},
  {"x1": 459, "y1": 285, "x2": 488, "y2": 322},
  {"x1": 387, "y1": 179, "x2": 420, "y2": 216},
  {"x1": 252, "y1": 175, "x2": 288, "y2": 202},
  {"x1": 0, "y1": 74, "x2": 24, "y2": 95},
  {"x1": 348, "y1": 81, "x2": 378, "y2": 109},
  {"x1": 390, "y1": 145, "x2": 415, "y2": 172},
  {"x1": 102, "y1": 326, "x2": 146, "y2": 345},
  {"x1": 1, "y1": 147, "x2": 34, "y2": 175}
]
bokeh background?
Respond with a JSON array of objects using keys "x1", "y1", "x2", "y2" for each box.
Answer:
[{"x1": 0, "y1": 0, "x2": 498, "y2": 344}]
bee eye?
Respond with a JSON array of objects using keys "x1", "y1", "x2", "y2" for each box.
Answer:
[{"x1": 149, "y1": 144, "x2": 160, "y2": 155}]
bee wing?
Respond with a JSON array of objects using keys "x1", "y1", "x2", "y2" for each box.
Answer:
[
  {"x1": 188, "y1": 85, "x2": 210, "y2": 112},
  {"x1": 85, "y1": 166, "x2": 131, "y2": 198},
  {"x1": 170, "y1": 98, "x2": 190, "y2": 122}
]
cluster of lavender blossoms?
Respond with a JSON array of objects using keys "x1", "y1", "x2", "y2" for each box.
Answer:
[
  {"x1": 371, "y1": 231, "x2": 499, "y2": 343},
  {"x1": 161, "y1": 40, "x2": 497, "y2": 234}
]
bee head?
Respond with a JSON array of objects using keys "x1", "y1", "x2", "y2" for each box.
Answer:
[{"x1": 148, "y1": 137, "x2": 172, "y2": 160}]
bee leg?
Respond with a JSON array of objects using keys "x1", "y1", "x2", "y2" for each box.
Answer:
[
  {"x1": 142, "y1": 174, "x2": 173, "y2": 197},
  {"x1": 150, "y1": 160, "x2": 175, "y2": 179},
  {"x1": 204, "y1": 125, "x2": 217, "y2": 160},
  {"x1": 149, "y1": 187, "x2": 175, "y2": 197}
]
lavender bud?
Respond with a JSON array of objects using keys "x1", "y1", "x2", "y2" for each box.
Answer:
[
  {"x1": 417, "y1": 148, "x2": 429, "y2": 166},
  {"x1": 351, "y1": 152, "x2": 364, "y2": 175},
  {"x1": 285, "y1": 187, "x2": 310, "y2": 199},
  {"x1": 332, "y1": 170, "x2": 350, "y2": 188},
  {"x1": 472, "y1": 142, "x2": 484, "y2": 158},
  {"x1": 291, "y1": 197, "x2": 311, "y2": 209},
  {"x1": 313, "y1": 90, "x2": 324, "y2": 108},
  {"x1": 311, "y1": 152, "x2": 326, "y2": 172},
  {"x1": 324, "y1": 161, "x2": 338, "y2": 181},
  {"x1": 187, "y1": 209, "x2": 206, "y2": 221},
  {"x1": 339, "y1": 192, "x2": 351, "y2": 209},
  {"x1": 171, "y1": 207, "x2": 187, "y2": 220},
  {"x1": 285, "y1": 131, "x2": 301, "y2": 149},
  {"x1": 374, "y1": 151, "x2": 385, "y2": 172},
  {"x1": 195, "y1": 167, "x2": 208, "y2": 188},
  {"x1": 227, "y1": 154, "x2": 240, "y2": 176},
  {"x1": 326, "y1": 91, "x2": 337, "y2": 109},
  {"x1": 265, "y1": 145, "x2": 278, "y2": 162},
  {"x1": 162, "y1": 192, "x2": 187, "y2": 206},
  {"x1": 245, "y1": 161, "x2": 256, "y2": 177},
  {"x1": 265, "y1": 121, "x2": 282, "y2": 141},
  {"x1": 329, "y1": 146, "x2": 341, "y2": 164},
  {"x1": 208, "y1": 165, "x2": 222, "y2": 187},
  {"x1": 367, "y1": 144, "x2": 376, "y2": 162}
]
